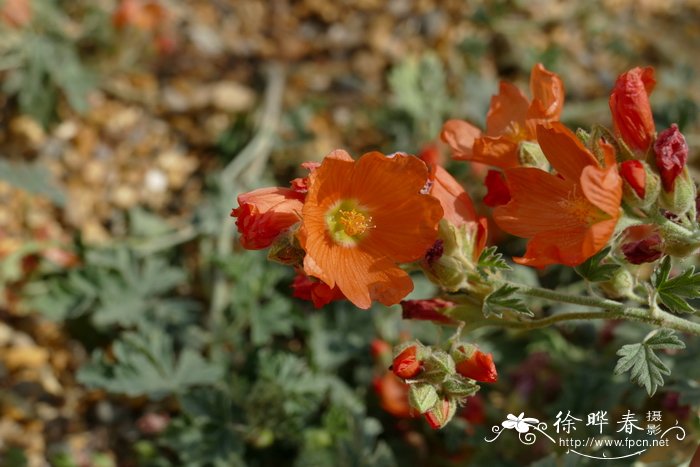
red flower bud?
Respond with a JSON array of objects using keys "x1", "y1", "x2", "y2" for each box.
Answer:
[
  {"x1": 231, "y1": 187, "x2": 304, "y2": 250},
  {"x1": 609, "y1": 67, "x2": 656, "y2": 153},
  {"x1": 483, "y1": 170, "x2": 511, "y2": 207},
  {"x1": 291, "y1": 272, "x2": 344, "y2": 308},
  {"x1": 619, "y1": 160, "x2": 646, "y2": 199},
  {"x1": 392, "y1": 345, "x2": 421, "y2": 379},
  {"x1": 400, "y1": 298, "x2": 456, "y2": 324},
  {"x1": 620, "y1": 225, "x2": 663, "y2": 265},
  {"x1": 424, "y1": 399, "x2": 454, "y2": 429},
  {"x1": 654, "y1": 124, "x2": 688, "y2": 192},
  {"x1": 455, "y1": 347, "x2": 498, "y2": 383}
]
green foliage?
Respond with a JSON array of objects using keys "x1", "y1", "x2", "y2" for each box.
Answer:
[
  {"x1": 614, "y1": 329, "x2": 686, "y2": 396},
  {"x1": 25, "y1": 247, "x2": 196, "y2": 331},
  {"x1": 482, "y1": 284, "x2": 533, "y2": 318},
  {"x1": 652, "y1": 256, "x2": 700, "y2": 313},
  {"x1": 1, "y1": 1, "x2": 99, "y2": 125},
  {"x1": 386, "y1": 52, "x2": 451, "y2": 143},
  {"x1": 0, "y1": 159, "x2": 66, "y2": 206},
  {"x1": 574, "y1": 247, "x2": 620, "y2": 282},
  {"x1": 478, "y1": 245, "x2": 512, "y2": 276},
  {"x1": 77, "y1": 329, "x2": 224, "y2": 399}
]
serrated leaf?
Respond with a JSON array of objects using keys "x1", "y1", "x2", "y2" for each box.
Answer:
[
  {"x1": 478, "y1": 246, "x2": 511, "y2": 274},
  {"x1": 652, "y1": 257, "x2": 700, "y2": 313},
  {"x1": 614, "y1": 329, "x2": 685, "y2": 396},
  {"x1": 574, "y1": 247, "x2": 620, "y2": 282},
  {"x1": 482, "y1": 284, "x2": 533, "y2": 318}
]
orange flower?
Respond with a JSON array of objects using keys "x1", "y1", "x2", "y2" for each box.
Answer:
[
  {"x1": 298, "y1": 150, "x2": 443, "y2": 309},
  {"x1": 494, "y1": 123, "x2": 622, "y2": 268},
  {"x1": 232, "y1": 187, "x2": 304, "y2": 250},
  {"x1": 609, "y1": 67, "x2": 656, "y2": 154},
  {"x1": 441, "y1": 63, "x2": 564, "y2": 169},
  {"x1": 373, "y1": 373, "x2": 413, "y2": 418}
]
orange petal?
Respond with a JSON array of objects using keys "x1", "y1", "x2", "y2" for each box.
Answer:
[
  {"x1": 527, "y1": 63, "x2": 565, "y2": 121},
  {"x1": 513, "y1": 226, "x2": 591, "y2": 268},
  {"x1": 485, "y1": 82, "x2": 529, "y2": 136},
  {"x1": 429, "y1": 165, "x2": 478, "y2": 226},
  {"x1": 472, "y1": 136, "x2": 521, "y2": 169},
  {"x1": 494, "y1": 167, "x2": 579, "y2": 238},
  {"x1": 441, "y1": 119, "x2": 482, "y2": 161},
  {"x1": 536, "y1": 123, "x2": 598, "y2": 182},
  {"x1": 580, "y1": 165, "x2": 622, "y2": 218}
]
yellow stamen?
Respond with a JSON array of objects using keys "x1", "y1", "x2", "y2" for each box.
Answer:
[{"x1": 338, "y1": 209, "x2": 372, "y2": 237}]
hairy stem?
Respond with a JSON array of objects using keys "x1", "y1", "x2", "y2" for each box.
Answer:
[{"x1": 461, "y1": 281, "x2": 700, "y2": 337}]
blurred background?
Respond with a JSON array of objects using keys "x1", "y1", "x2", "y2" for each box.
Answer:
[{"x1": 1, "y1": 0, "x2": 699, "y2": 466}]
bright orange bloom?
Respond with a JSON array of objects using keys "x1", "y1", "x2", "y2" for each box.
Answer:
[
  {"x1": 609, "y1": 67, "x2": 656, "y2": 154},
  {"x1": 298, "y1": 150, "x2": 443, "y2": 309},
  {"x1": 441, "y1": 63, "x2": 564, "y2": 169},
  {"x1": 494, "y1": 123, "x2": 622, "y2": 268},
  {"x1": 373, "y1": 373, "x2": 412, "y2": 418},
  {"x1": 232, "y1": 187, "x2": 304, "y2": 250}
]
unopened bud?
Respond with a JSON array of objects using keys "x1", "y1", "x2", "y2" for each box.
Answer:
[
  {"x1": 442, "y1": 377, "x2": 480, "y2": 399},
  {"x1": 518, "y1": 141, "x2": 548, "y2": 169},
  {"x1": 654, "y1": 124, "x2": 688, "y2": 192},
  {"x1": 408, "y1": 384, "x2": 439, "y2": 414},
  {"x1": 424, "y1": 399, "x2": 457, "y2": 429},
  {"x1": 453, "y1": 345, "x2": 498, "y2": 383},
  {"x1": 401, "y1": 298, "x2": 456, "y2": 324},
  {"x1": 599, "y1": 268, "x2": 635, "y2": 299},
  {"x1": 267, "y1": 233, "x2": 304, "y2": 266},
  {"x1": 620, "y1": 226, "x2": 663, "y2": 265},
  {"x1": 392, "y1": 344, "x2": 422, "y2": 379},
  {"x1": 422, "y1": 351, "x2": 456, "y2": 382},
  {"x1": 421, "y1": 220, "x2": 479, "y2": 292},
  {"x1": 659, "y1": 168, "x2": 696, "y2": 216}
]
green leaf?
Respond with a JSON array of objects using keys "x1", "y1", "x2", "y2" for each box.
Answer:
[
  {"x1": 652, "y1": 256, "x2": 700, "y2": 313},
  {"x1": 478, "y1": 246, "x2": 511, "y2": 275},
  {"x1": 614, "y1": 329, "x2": 686, "y2": 396},
  {"x1": 0, "y1": 160, "x2": 65, "y2": 206},
  {"x1": 482, "y1": 284, "x2": 533, "y2": 318},
  {"x1": 574, "y1": 247, "x2": 620, "y2": 282},
  {"x1": 77, "y1": 330, "x2": 223, "y2": 399}
]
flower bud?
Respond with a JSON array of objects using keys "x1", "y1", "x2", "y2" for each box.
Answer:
[
  {"x1": 442, "y1": 377, "x2": 479, "y2": 399},
  {"x1": 620, "y1": 225, "x2": 663, "y2": 265},
  {"x1": 599, "y1": 268, "x2": 635, "y2": 299},
  {"x1": 420, "y1": 220, "x2": 480, "y2": 292},
  {"x1": 620, "y1": 160, "x2": 646, "y2": 199},
  {"x1": 422, "y1": 350, "x2": 456, "y2": 381},
  {"x1": 483, "y1": 170, "x2": 511, "y2": 207},
  {"x1": 453, "y1": 345, "x2": 498, "y2": 383},
  {"x1": 424, "y1": 398, "x2": 457, "y2": 429},
  {"x1": 408, "y1": 383, "x2": 439, "y2": 414},
  {"x1": 292, "y1": 273, "x2": 345, "y2": 308},
  {"x1": 518, "y1": 141, "x2": 548, "y2": 169},
  {"x1": 654, "y1": 124, "x2": 688, "y2": 192},
  {"x1": 400, "y1": 298, "x2": 456, "y2": 324},
  {"x1": 659, "y1": 168, "x2": 697, "y2": 216},
  {"x1": 231, "y1": 187, "x2": 304, "y2": 250},
  {"x1": 609, "y1": 67, "x2": 656, "y2": 154},
  {"x1": 392, "y1": 345, "x2": 422, "y2": 379}
]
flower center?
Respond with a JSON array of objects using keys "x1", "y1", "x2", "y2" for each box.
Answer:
[
  {"x1": 338, "y1": 209, "x2": 372, "y2": 237},
  {"x1": 325, "y1": 200, "x2": 373, "y2": 246}
]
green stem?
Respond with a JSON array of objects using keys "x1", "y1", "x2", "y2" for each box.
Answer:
[{"x1": 462, "y1": 281, "x2": 700, "y2": 337}]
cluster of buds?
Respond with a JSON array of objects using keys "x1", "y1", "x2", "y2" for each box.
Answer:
[{"x1": 391, "y1": 341, "x2": 497, "y2": 429}]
